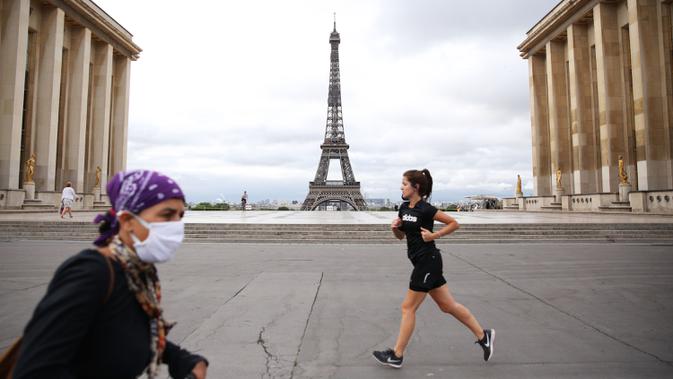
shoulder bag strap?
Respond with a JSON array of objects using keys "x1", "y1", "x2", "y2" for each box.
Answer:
[
  {"x1": 102, "y1": 254, "x2": 115, "y2": 304},
  {"x1": 0, "y1": 336, "x2": 22, "y2": 379}
]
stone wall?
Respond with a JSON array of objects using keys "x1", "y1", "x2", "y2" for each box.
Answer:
[
  {"x1": 518, "y1": 0, "x2": 673, "y2": 199},
  {"x1": 0, "y1": 0, "x2": 139, "y2": 210}
]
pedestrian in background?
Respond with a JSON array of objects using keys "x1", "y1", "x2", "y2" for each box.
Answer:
[
  {"x1": 60, "y1": 181, "x2": 77, "y2": 219},
  {"x1": 241, "y1": 190, "x2": 248, "y2": 210}
]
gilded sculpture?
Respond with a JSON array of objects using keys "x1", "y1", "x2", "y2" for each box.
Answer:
[
  {"x1": 25, "y1": 154, "x2": 36, "y2": 183},
  {"x1": 95, "y1": 166, "x2": 102, "y2": 187},
  {"x1": 555, "y1": 168, "x2": 562, "y2": 188},
  {"x1": 618, "y1": 155, "x2": 629, "y2": 184},
  {"x1": 516, "y1": 174, "x2": 522, "y2": 194}
]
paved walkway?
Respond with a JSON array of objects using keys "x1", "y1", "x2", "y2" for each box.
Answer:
[
  {"x1": 1, "y1": 241, "x2": 672, "y2": 378},
  {"x1": 1, "y1": 210, "x2": 673, "y2": 224}
]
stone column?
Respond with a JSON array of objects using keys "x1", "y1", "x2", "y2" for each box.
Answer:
[
  {"x1": 662, "y1": 2, "x2": 673, "y2": 187},
  {"x1": 529, "y1": 54, "x2": 552, "y2": 196},
  {"x1": 0, "y1": 0, "x2": 30, "y2": 189},
  {"x1": 628, "y1": 0, "x2": 671, "y2": 190},
  {"x1": 546, "y1": 40, "x2": 572, "y2": 193},
  {"x1": 64, "y1": 27, "x2": 91, "y2": 191},
  {"x1": 33, "y1": 6, "x2": 65, "y2": 192},
  {"x1": 110, "y1": 56, "x2": 131, "y2": 176},
  {"x1": 567, "y1": 23, "x2": 598, "y2": 194},
  {"x1": 88, "y1": 42, "x2": 113, "y2": 193},
  {"x1": 594, "y1": 1, "x2": 627, "y2": 193}
]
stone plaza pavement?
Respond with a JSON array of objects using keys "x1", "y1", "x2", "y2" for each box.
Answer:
[{"x1": 1, "y1": 240, "x2": 672, "y2": 378}]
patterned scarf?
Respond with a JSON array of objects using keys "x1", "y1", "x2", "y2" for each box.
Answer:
[{"x1": 110, "y1": 237, "x2": 175, "y2": 379}]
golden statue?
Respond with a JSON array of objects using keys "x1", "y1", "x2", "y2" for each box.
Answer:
[
  {"x1": 516, "y1": 174, "x2": 522, "y2": 194},
  {"x1": 95, "y1": 166, "x2": 102, "y2": 187},
  {"x1": 618, "y1": 155, "x2": 629, "y2": 184},
  {"x1": 25, "y1": 153, "x2": 36, "y2": 183},
  {"x1": 555, "y1": 168, "x2": 562, "y2": 188}
]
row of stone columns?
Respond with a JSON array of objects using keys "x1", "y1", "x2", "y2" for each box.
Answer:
[
  {"x1": 0, "y1": 0, "x2": 30, "y2": 190},
  {"x1": 0, "y1": 0, "x2": 130, "y2": 196},
  {"x1": 529, "y1": 0, "x2": 673, "y2": 196}
]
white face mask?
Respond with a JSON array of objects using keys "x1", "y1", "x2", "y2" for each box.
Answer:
[{"x1": 129, "y1": 214, "x2": 185, "y2": 263}]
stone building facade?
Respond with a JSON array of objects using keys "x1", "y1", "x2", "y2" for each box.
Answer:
[
  {"x1": 0, "y1": 0, "x2": 140, "y2": 209},
  {"x1": 508, "y1": 0, "x2": 673, "y2": 213}
]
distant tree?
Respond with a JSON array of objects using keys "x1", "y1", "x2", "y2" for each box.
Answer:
[
  {"x1": 278, "y1": 206, "x2": 290, "y2": 211},
  {"x1": 214, "y1": 202, "x2": 230, "y2": 210},
  {"x1": 192, "y1": 202, "x2": 214, "y2": 210}
]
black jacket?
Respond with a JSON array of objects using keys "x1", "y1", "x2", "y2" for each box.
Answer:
[{"x1": 13, "y1": 249, "x2": 206, "y2": 379}]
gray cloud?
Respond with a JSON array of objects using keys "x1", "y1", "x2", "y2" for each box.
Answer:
[
  {"x1": 373, "y1": 0, "x2": 560, "y2": 53},
  {"x1": 97, "y1": 0, "x2": 557, "y2": 203}
]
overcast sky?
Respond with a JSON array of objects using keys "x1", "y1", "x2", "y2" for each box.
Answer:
[{"x1": 95, "y1": 0, "x2": 559, "y2": 204}]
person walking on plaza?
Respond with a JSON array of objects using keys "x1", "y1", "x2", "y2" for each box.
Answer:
[
  {"x1": 241, "y1": 190, "x2": 248, "y2": 210},
  {"x1": 11, "y1": 170, "x2": 209, "y2": 379},
  {"x1": 372, "y1": 169, "x2": 494, "y2": 368},
  {"x1": 60, "y1": 181, "x2": 77, "y2": 219}
]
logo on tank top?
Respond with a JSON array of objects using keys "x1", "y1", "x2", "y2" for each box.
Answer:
[{"x1": 402, "y1": 214, "x2": 417, "y2": 222}]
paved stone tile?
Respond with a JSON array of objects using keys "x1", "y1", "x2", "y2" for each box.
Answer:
[{"x1": 1, "y1": 241, "x2": 672, "y2": 378}]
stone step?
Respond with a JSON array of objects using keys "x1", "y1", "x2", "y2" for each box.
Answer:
[
  {"x1": 2, "y1": 228, "x2": 673, "y2": 236},
  {"x1": 192, "y1": 230, "x2": 671, "y2": 236},
  {"x1": 1, "y1": 221, "x2": 672, "y2": 244},
  {"x1": 21, "y1": 200, "x2": 56, "y2": 210},
  {"x1": 181, "y1": 230, "x2": 673, "y2": 237},
  {"x1": 180, "y1": 234, "x2": 673, "y2": 240},
  {"x1": 2, "y1": 225, "x2": 672, "y2": 234},
  {"x1": 599, "y1": 205, "x2": 633, "y2": 212},
  {"x1": 92, "y1": 202, "x2": 109, "y2": 211},
  {"x1": 0, "y1": 228, "x2": 667, "y2": 237},
  {"x1": 0, "y1": 232, "x2": 673, "y2": 242},
  {"x1": 2, "y1": 236, "x2": 672, "y2": 244},
  {"x1": 2, "y1": 221, "x2": 672, "y2": 230}
]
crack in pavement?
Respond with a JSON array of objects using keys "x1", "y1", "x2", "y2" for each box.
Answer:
[
  {"x1": 290, "y1": 272, "x2": 323, "y2": 379},
  {"x1": 257, "y1": 326, "x2": 279, "y2": 379},
  {"x1": 180, "y1": 274, "x2": 260, "y2": 347},
  {"x1": 9, "y1": 282, "x2": 48, "y2": 291},
  {"x1": 447, "y1": 251, "x2": 673, "y2": 366}
]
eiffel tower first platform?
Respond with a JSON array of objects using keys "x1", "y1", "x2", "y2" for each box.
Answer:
[{"x1": 301, "y1": 20, "x2": 367, "y2": 211}]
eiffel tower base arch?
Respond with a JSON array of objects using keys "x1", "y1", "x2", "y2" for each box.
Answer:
[{"x1": 301, "y1": 183, "x2": 367, "y2": 211}]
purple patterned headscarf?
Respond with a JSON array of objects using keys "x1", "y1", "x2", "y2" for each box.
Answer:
[{"x1": 93, "y1": 170, "x2": 185, "y2": 246}]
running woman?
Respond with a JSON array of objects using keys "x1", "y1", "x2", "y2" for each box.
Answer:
[{"x1": 372, "y1": 169, "x2": 494, "y2": 368}]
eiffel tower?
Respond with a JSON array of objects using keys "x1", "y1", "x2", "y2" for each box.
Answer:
[{"x1": 301, "y1": 19, "x2": 367, "y2": 211}]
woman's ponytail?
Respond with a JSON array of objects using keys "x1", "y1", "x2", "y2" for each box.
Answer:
[{"x1": 421, "y1": 169, "x2": 433, "y2": 199}]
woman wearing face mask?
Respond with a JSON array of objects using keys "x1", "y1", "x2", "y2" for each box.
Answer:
[
  {"x1": 11, "y1": 170, "x2": 208, "y2": 379},
  {"x1": 372, "y1": 169, "x2": 494, "y2": 369}
]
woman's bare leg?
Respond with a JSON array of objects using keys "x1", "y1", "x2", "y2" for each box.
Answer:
[
  {"x1": 429, "y1": 284, "x2": 484, "y2": 339},
  {"x1": 393, "y1": 290, "x2": 427, "y2": 357}
]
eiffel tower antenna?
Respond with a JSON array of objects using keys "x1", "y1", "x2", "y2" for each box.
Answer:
[{"x1": 301, "y1": 20, "x2": 367, "y2": 211}]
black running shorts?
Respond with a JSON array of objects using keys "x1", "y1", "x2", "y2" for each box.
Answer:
[{"x1": 409, "y1": 250, "x2": 446, "y2": 292}]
